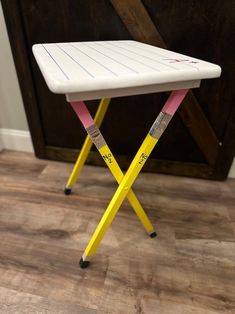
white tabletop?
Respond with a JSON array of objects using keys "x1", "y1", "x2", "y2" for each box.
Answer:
[{"x1": 33, "y1": 40, "x2": 221, "y2": 101}]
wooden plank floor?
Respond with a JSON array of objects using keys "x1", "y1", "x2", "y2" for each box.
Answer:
[{"x1": 0, "y1": 150, "x2": 235, "y2": 314}]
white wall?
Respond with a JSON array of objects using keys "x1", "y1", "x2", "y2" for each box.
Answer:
[
  {"x1": 0, "y1": 2, "x2": 32, "y2": 152},
  {"x1": 0, "y1": 2, "x2": 28, "y2": 130},
  {"x1": 229, "y1": 160, "x2": 235, "y2": 178}
]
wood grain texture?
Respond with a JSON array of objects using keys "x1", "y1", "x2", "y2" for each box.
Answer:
[
  {"x1": 0, "y1": 150, "x2": 235, "y2": 313},
  {"x1": 110, "y1": 0, "x2": 165, "y2": 47},
  {"x1": 110, "y1": 0, "x2": 220, "y2": 166}
]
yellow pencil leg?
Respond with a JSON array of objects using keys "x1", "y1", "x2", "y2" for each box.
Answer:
[
  {"x1": 64, "y1": 98, "x2": 110, "y2": 194},
  {"x1": 74, "y1": 89, "x2": 189, "y2": 268},
  {"x1": 99, "y1": 145, "x2": 155, "y2": 235},
  {"x1": 69, "y1": 100, "x2": 155, "y2": 236},
  {"x1": 65, "y1": 135, "x2": 92, "y2": 189},
  {"x1": 81, "y1": 134, "x2": 157, "y2": 266}
]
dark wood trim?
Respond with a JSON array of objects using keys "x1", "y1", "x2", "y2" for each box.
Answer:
[
  {"x1": 178, "y1": 93, "x2": 220, "y2": 167},
  {"x1": 110, "y1": 0, "x2": 165, "y2": 47},
  {"x1": 1, "y1": 0, "x2": 45, "y2": 158},
  {"x1": 212, "y1": 102, "x2": 235, "y2": 180},
  {"x1": 110, "y1": 0, "x2": 220, "y2": 166},
  {"x1": 45, "y1": 146, "x2": 213, "y2": 179}
]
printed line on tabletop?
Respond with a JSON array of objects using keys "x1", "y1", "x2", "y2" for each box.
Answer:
[
  {"x1": 82, "y1": 43, "x2": 139, "y2": 74},
  {"x1": 132, "y1": 42, "x2": 200, "y2": 70},
  {"x1": 42, "y1": 44, "x2": 70, "y2": 80},
  {"x1": 106, "y1": 42, "x2": 178, "y2": 71},
  {"x1": 125, "y1": 42, "x2": 200, "y2": 71},
  {"x1": 96, "y1": 42, "x2": 161, "y2": 72},
  {"x1": 56, "y1": 44, "x2": 94, "y2": 78},
  {"x1": 127, "y1": 41, "x2": 197, "y2": 65},
  {"x1": 69, "y1": 44, "x2": 118, "y2": 77}
]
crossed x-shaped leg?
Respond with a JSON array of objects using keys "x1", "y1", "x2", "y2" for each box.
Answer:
[{"x1": 65, "y1": 89, "x2": 188, "y2": 268}]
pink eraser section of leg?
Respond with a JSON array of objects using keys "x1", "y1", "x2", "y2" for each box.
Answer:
[
  {"x1": 70, "y1": 101, "x2": 94, "y2": 128},
  {"x1": 162, "y1": 89, "x2": 189, "y2": 116}
]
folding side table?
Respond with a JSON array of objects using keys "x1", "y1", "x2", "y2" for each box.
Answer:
[{"x1": 33, "y1": 40, "x2": 221, "y2": 268}]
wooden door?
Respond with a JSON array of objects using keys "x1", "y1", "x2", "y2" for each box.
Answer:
[{"x1": 2, "y1": 0, "x2": 235, "y2": 180}]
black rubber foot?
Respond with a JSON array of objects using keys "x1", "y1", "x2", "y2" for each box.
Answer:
[
  {"x1": 150, "y1": 231, "x2": 157, "y2": 238},
  {"x1": 64, "y1": 187, "x2": 72, "y2": 195},
  {"x1": 79, "y1": 258, "x2": 90, "y2": 269}
]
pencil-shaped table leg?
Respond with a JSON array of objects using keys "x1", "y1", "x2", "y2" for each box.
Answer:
[
  {"x1": 70, "y1": 101, "x2": 155, "y2": 237},
  {"x1": 64, "y1": 98, "x2": 110, "y2": 195},
  {"x1": 78, "y1": 89, "x2": 189, "y2": 268},
  {"x1": 99, "y1": 145, "x2": 156, "y2": 236}
]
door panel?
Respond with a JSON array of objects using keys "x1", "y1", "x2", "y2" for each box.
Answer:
[{"x1": 2, "y1": 0, "x2": 235, "y2": 179}]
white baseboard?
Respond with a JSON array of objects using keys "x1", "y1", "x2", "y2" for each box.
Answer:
[
  {"x1": 228, "y1": 158, "x2": 235, "y2": 178},
  {"x1": 0, "y1": 128, "x2": 34, "y2": 153}
]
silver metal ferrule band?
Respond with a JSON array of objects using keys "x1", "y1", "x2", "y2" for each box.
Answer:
[
  {"x1": 149, "y1": 111, "x2": 172, "y2": 139},
  {"x1": 86, "y1": 124, "x2": 106, "y2": 149}
]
